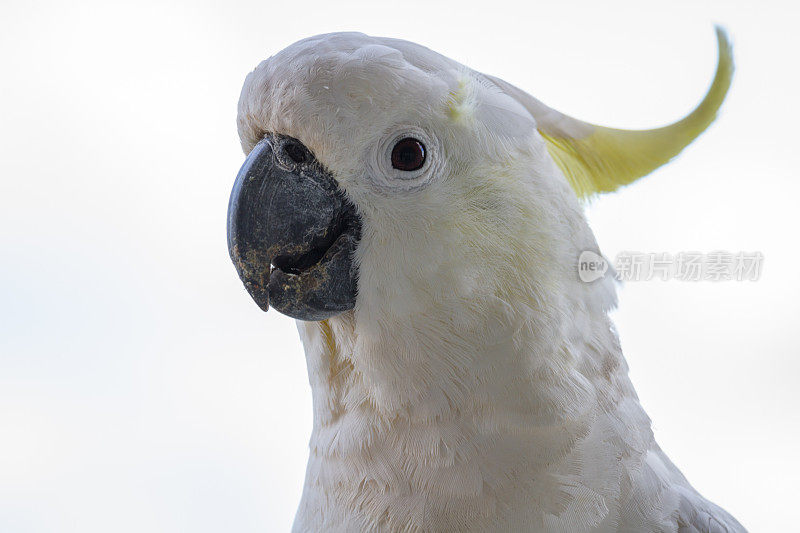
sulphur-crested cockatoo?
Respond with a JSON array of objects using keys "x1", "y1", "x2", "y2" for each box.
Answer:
[{"x1": 227, "y1": 29, "x2": 743, "y2": 532}]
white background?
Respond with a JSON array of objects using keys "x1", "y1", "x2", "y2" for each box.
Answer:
[{"x1": 1, "y1": 0, "x2": 798, "y2": 531}]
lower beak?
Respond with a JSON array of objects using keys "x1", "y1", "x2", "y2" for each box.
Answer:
[{"x1": 226, "y1": 134, "x2": 360, "y2": 321}]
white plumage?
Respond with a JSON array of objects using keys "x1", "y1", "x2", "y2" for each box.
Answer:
[{"x1": 237, "y1": 32, "x2": 744, "y2": 532}]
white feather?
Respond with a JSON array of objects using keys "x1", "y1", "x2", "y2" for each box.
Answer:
[{"x1": 238, "y1": 32, "x2": 745, "y2": 532}]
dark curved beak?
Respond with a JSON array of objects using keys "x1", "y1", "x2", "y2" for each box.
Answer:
[{"x1": 227, "y1": 134, "x2": 360, "y2": 321}]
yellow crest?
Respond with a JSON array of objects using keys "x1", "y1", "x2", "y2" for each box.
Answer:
[{"x1": 486, "y1": 27, "x2": 734, "y2": 198}]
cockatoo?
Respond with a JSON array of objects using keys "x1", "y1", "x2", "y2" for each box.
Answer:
[{"x1": 227, "y1": 29, "x2": 744, "y2": 532}]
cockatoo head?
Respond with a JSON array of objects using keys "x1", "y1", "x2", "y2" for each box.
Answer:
[{"x1": 228, "y1": 31, "x2": 731, "y2": 334}]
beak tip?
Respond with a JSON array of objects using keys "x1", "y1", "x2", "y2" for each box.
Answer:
[
  {"x1": 230, "y1": 246, "x2": 272, "y2": 313},
  {"x1": 243, "y1": 281, "x2": 271, "y2": 312},
  {"x1": 255, "y1": 295, "x2": 271, "y2": 313}
]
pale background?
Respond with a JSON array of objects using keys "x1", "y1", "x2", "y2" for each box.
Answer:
[{"x1": 1, "y1": 0, "x2": 797, "y2": 531}]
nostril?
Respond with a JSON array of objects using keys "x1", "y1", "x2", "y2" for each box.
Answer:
[{"x1": 284, "y1": 142, "x2": 308, "y2": 165}]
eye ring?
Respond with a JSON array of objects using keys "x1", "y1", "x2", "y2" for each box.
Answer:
[
  {"x1": 390, "y1": 138, "x2": 426, "y2": 171},
  {"x1": 367, "y1": 126, "x2": 442, "y2": 192}
]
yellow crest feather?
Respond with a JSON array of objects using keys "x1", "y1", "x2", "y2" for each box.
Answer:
[{"x1": 486, "y1": 27, "x2": 733, "y2": 198}]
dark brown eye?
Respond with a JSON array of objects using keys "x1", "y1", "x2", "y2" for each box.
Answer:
[{"x1": 390, "y1": 137, "x2": 426, "y2": 171}]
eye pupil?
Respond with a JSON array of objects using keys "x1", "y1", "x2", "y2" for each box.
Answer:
[{"x1": 391, "y1": 137, "x2": 426, "y2": 171}]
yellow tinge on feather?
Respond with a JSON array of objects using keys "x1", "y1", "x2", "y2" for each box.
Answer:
[{"x1": 494, "y1": 26, "x2": 734, "y2": 198}]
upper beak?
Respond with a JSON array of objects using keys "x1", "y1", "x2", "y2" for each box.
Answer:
[{"x1": 227, "y1": 134, "x2": 360, "y2": 321}]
